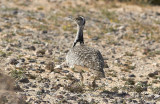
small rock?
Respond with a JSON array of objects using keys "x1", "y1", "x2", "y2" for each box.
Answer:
[
  {"x1": 37, "y1": 88, "x2": 45, "y2": 95},
  {"x1": 78, "y1": 99, "x2": 89, "y2": 104},
  {"x1": 13, "y1": 10, "x2": 18, "y2": 15},
  {"x1": 6, "y1": 45, "x2": 11, "y2": 51},
  {"x1": 141, "y1": 81, "x2": 148, "y2": 85},
  {"x1": 111, "y1": 48, "x2": 116, "y2": 54},
  {"x1": 92, "y1": 36, "x2": 99, "y2": 41},
  {"x1": 61, "y1": 62, "x2": 68, "y2": 68},
  {"x1": 36, "y1": 49, "x2": 45, "y2": 56},
  {"x1": 67, "y1": 95, "x2": 77, "y2": 100},
  {"x1": 19, "y1": 78, "x2": 29, "y2": 83},
  {"x1": 62, "y1": 70, "x2": 69, "y2": 73},
  {"x1": 34, "y1": 100, "x2": 42, "y2": 104},
  {"x1": 156, "y1": 12, "x2": 160, "y2": 16},
  {"x1": 147, "y1": 94, "x2": 155, "y2": 99},
  {"x1": 36, "y1": 68, "x2": 45, "y2": 73},
  {"x1": 29, "y1": 59, "x2": 36, "y2": 63},
  {"x1": 114, "y1": 58, "x2": 120, "y2": 64},
  {"x1": 56, "y1": 95, "x2": 64, "y2": 99},
  {"x1": 143, "y1": 48, "x2": 151, "y2": 55},
  {"x1": 141, "y1": 13, "x2": 147, "y2": 19},
  {"x1": 45, "y1": 62, "x2": 55, "y2": 71},
  {"x1": 40, "y1": 61, "x2": 45, "y2": 64},
  {"x1": 46, "y1": 49, "x2": 53, "y2": 55},
  {"x1": 37, "y1": 49, "x2": 45, "y2": 54},
  {"x1": 104, "y1": 63, "x2": 109, "y2": 68},
  {"x1": 0, "y1": 52, "x2": 6, "y2": 57},
  {"x1": 132, "y1": 100, "x2": 138, "y2": 103},
  {"x1": 117, "y1": 99, "x2": 124, "y2": 103},
  {"x1": 148, "y1": 71, "x2": 159, "y2": 77},
  {"x1": 54, "y1": 65, "x2": 62, "y2": 70},
  {"x1": 154, "y1": 94, "x2": 160, "y2": 100},
  {"x1": 9, "y1": 58, "x2": 19, "y2": 65},
  {"x1": 42, "y1": 30, "x2": 48, "y2": 34},
  {"x1": 13, "y1": 84, "x2": 23, "y2": 91},
  {"x1": 16, "y1": 63, "x2": 22, "y2": 68},
  {"x1": 28, "y1": 46, "x2": 36, "y2": 51},
  {"x1": 105, "y1": 33, "x2": 112, "y2": 35},
  {"x1": 31, "y1": 84, "x2": 37, "y2": 88},
  {"x1": 118, "y1": 25, "x2": 126, "y2": 30},
  {"x1": 129, "y1": 74, "x2": 136, "y2": 77},
  {"x1": 43, "y1": 83, "x2": 49, "y2": 88},
  {"x1": 102, "y1": 99, "x2": 108, "y2": 103},
  {"x1": 20, "y1": 58, "x2": 25, "y2": 63}
]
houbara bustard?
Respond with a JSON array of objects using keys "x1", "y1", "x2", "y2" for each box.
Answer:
[{"x1": 66, "y1": 16, "x2": 105, "y2": 83}]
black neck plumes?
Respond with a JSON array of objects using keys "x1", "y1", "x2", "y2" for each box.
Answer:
[{"x1": 72, "y1": 26, "x2": 84, "y2": 47}]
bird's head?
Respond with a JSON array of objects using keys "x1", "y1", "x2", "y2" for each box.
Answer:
[{"x1": 74, "y1": 16, "x2": 85, "y2": 28}]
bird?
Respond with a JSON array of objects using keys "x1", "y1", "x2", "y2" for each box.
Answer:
[{"x1": 66, "y1": 16, "x2": 105, "y2": 84}]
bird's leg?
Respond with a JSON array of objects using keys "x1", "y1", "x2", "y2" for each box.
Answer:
[
  {"x1": 80, "y1": 72, "x2": 84, "y2": 85},
  {"x1": 92, "y1": 76, "x2": 98, "y2": 89}
]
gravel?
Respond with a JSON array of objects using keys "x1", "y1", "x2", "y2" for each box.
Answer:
[{"x1": 0, "y1": 0, "x2": 160, "y2": 103}]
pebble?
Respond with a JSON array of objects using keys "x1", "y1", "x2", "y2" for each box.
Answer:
[
  {"x1": 147, "y1": 94, "x2": 155, "y2": 99},
  {"x1": 54, "y1": 65, "x2": 62, "y2": 70},
  {"x1": 62, "y1": 70, "x2": 69, "y2": 73},
  {"x1": 9, "y1": 58, "x2": 19, "y2": 65},
  {"x1": 19, "y1": 77, "x2": 29, "y2": 83},
  {"x1": 42, "y1": 30, "x2": 48, "y2": 34},
  {"x1": 67, "y1": 95, "x2": 77, "y2": 100},
  {"x1": 29, "y1": 59, "x2": 36, "y2": 63},
  {"x1": 92, "y1": 36, "x2": 99, "y2": 41},
  {"x1": 56, "y1": 95, "x2": 64, "y2": 99},
  {"x1": 28, "y1": 46, "x2": 36, "y2": 51},
  {"x1": 118, "y1": 25, "x2": 126, "y2": 30},
  {"x1": 20, "y1": 58, "x2": 25, "y2": 62},
  {"x1": 43, "y1": 83, "x2": 50, "y2": 88},
  {"x1": 36, "y1": 49, "x2": 46, "y2": 57},
  {"x1": 16, "y1": 63, "x2": 23, "y2": 68},
  {"x1": 117, "y1": 99, "x2": 124, "y2": 103},
  {"x1": 148, "y1": 71, "x2": 159, "y2": 77},
  {"x1": 129, "y1": 74, "x2": 136, "y2": 77},
  {"x1": 78, "y1": 99, "x2": 89, "y2": 104},
  {"x1": 6, "y1": 45, "x2": 12, "y2": 51},
  {"x1": 40, "y1": 61, "x2": 45, "y2": 64},
  {"x1": 114, "y1": 58, "x2": 121, "y2": 64},
  {"x1": 154, "y1": 94, "x2": 160, "y2": 100},
  {"x1": 45, "y1": 62, "x2": 55, "y2": 71}
]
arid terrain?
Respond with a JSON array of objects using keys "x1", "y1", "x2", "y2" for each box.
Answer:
[{"x1": 0, "y1": 0, "x2": 160, "y2": 104}]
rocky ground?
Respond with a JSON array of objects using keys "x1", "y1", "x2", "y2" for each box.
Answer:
[{"x1": 0, "y1": 0, "x2": 160, "y2": 104}]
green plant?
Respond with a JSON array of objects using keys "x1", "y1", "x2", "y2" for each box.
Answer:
[
  {"x1": 111, "y1": 87, "x2": 119, "y2": 92},
  {"x1": 124, "y1": 78, "x2": 135, "y2": 85},
  {"x1": 10, "y1": 69, "x2": 25, "y2": 79},
  {"x1": 134, "y1": 82, "x2": 147, "y2": 93},
  {"x1": 124, "y1": 52, "x2": 134, "y2": 56},
  {"x1": 64, "y1": 82, "x2": 85, "y2": 93},
  {"x1": 151, "y1": 87, "x2": 160, "y2": 94}
]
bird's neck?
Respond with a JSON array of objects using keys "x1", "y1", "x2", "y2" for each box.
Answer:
[
  {"x1": 77, "y1": 26, "x2": 84, "y2": 43},
  {"x1": 72, "y1": 26, "x2": 84, "y2": 47}
]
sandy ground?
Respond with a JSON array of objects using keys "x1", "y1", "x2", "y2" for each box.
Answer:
[{"x1": 0, "y1": 0, "x2": 160, "y2": 104}]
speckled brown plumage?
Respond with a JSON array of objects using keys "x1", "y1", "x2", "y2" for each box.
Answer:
[
  {"x1": 66, "y1": 44, "x2": 105, "y2": 78},
  {"x1": 66, "y1": 16, "x2": 105, "y2": 78}
]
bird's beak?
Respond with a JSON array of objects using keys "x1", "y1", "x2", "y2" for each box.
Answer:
[{"x1": 67, "y1": 16, "x2": 75, "y2": 21}]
